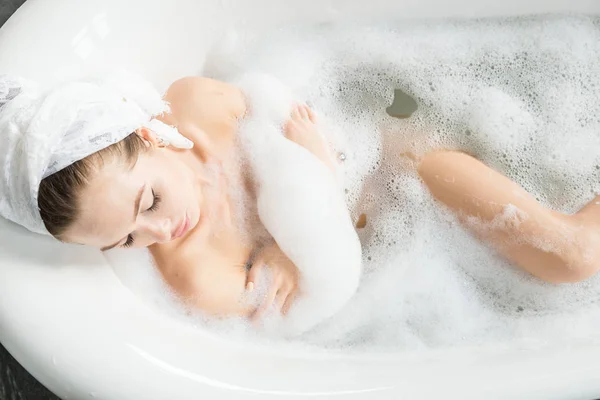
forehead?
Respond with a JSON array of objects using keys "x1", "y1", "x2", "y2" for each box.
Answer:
[{"x1": 69, "y1": 159, "x2": 143, "y2": 243}]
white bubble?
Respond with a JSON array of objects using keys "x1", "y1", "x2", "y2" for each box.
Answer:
[{"x1": 108, "y1": 14, "x2": 600, "y2": 353}]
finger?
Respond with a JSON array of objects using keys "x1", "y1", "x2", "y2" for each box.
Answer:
[
  {"x1": 252, "y1": 285, "x2": 279, "y2": 321},
  {"x1": 291, "y1": 104, "x2": 301, "y2": 119},
  {"x1": 298, "y1": 104, "x2": 310, "y2": 120},
  {"x1": 305, "y1": 105, "x2": 317, "y2": 123},
  {"x1": 284, "y1": 121, "x2": 297, "y2": 139},
  {"x1": 281, "y1": 289, "x2": 297, "y2": 315},
  {"x1": 274, "y1": 289, "x2": 289, "y2": 312},
  {"x1": 246, "y1": 262, "x2": 265, "y2": 292}
]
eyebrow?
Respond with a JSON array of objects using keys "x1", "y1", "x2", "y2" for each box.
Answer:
[{"x1": 101, "y1": 184, "x2": 146, "y2": 252}]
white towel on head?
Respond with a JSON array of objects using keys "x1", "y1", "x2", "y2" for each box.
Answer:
[{"x1": 0, "y1": 72, "x2": 193, "y2": 236}]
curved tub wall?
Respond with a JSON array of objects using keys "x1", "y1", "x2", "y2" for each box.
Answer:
[{"x1": 1, "y1": 0, "x2": 600, "y2": 399}]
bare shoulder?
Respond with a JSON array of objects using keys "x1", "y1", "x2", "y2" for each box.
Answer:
[{"x1": 164, "y1": 76, "x2": 246, "y2": 120}]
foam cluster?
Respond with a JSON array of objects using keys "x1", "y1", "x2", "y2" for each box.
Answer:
[{"x1": 109, "y1": 14, "x2": 600, "y2": 352}]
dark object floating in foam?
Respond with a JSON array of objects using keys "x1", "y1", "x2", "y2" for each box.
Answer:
[
  {"x1": 386, "y1": 89, "x2": 418, "y2": 119},
  {"x1": 356, "y1": 213, "x2": 367, "y2": 229}
]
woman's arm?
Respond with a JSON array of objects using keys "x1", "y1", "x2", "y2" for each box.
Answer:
[
  {"x1": 241, "y1": 116, "x2": 361, "y2": 335},
  {"x1": 417, "y1": 150, "x2": 599, "y2": 283}
]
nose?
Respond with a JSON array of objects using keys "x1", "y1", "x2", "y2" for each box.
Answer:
[{"x1": 137, "y1": 217, "x2": 171, "y2": 243}]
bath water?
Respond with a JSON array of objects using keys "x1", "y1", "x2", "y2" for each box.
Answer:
[{"x1": 108, "y1": 14, "x2": 600, "y2": 353}]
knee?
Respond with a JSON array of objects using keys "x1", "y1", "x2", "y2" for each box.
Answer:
[
  {"x1": 555, "y1": 257, "x2": 598, "y2": 284},
  {"x1": 545, "y1": 246, "x2": 599, "y2": 284},
  {"x1": 561, "y1": 227, "x2": 600, "y2": 283}
]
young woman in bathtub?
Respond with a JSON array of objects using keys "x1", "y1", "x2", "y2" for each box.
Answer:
[{"x1": 4, "y1": 75, "x2": 600, "y2": 323}]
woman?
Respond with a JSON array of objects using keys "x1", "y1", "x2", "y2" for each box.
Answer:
[{"x1": 1, "y1": 73, "x2": 599, "y2": 327}]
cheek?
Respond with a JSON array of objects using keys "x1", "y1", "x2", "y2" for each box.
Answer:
[{"x1": 159, "y1": 160, "x2": 196, "y2": 210}]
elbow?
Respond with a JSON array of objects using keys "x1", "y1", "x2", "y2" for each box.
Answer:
[
  {"x1": 306, "y1": 235, "x2": 362, "y2": 307},
  {"x1": 332, "y1": 260, "x2": 362, "y2": 308},
  {"x1": 281, "y1": 236, "x2": 362, "y2": 336},
  {"x1": 329, "y1": 236, "x2": 363, "y2": 306},
  {"x1": 345, "y1": 240, "x2": 363, "y2": 294}
]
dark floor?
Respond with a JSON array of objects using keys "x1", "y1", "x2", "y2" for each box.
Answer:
[{"x1": 1, "y1": 1, "x2": 60, "y2": 398}]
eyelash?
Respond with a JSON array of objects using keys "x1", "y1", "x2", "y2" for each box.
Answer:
[
  {"x1": 122, "y1": 190, "x2": 162, "y2": 248},
  {"x1": 123, "y1": 234, "x2": 135, "y2": 248},
  {"x1": 148, "y1": 190, "x2": 161, "y2": 212}
]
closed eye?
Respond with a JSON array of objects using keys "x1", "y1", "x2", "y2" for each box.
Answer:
[
  {"x1": 123, "y1": 234, "x2": 135, "y2": 248},
  {"x1": 121, "y1": 189, "x2": 161, "y2": 249},
  {"x1": 147, "y1": 189, "x2": 161, "y2": 212}
]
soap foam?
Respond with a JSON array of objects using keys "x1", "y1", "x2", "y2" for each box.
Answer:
[{"x1": 109, "y1": 14, "x2": 600, "y2": 352}]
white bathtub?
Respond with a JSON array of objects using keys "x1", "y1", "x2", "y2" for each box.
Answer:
[{"x1": 1, "y1": 0, "x2": 600, "y2": 399}]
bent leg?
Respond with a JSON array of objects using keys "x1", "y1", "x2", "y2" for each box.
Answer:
[{"x1": 417, "y1": 150, "x2": 600, "y2": 283}]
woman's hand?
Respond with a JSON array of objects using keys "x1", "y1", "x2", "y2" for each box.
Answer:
[
  {"x1": 284, "y1": 104, "x2": 337, "y2": 173},
  {"x1": 246, "y1": 242, "x2": 300, "y2": 321}
]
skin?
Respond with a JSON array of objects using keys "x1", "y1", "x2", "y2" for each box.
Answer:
[
  {"x1": 63, "y1": 76, "x2": 600, "y2": 323},
  {"x1": 65, "y1": 78, "x2": 319, "y2": 318},
  {"x1": 417, "y1": 151, "x2": 600, "y2": 283}
]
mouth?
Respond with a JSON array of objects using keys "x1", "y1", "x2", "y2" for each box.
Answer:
[{"x1": 171, "y1": 213, "x2": 191, "y2": 240}]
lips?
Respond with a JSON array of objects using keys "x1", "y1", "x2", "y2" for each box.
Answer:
[{"x1": 171, "y1": 214, "x2": 190, "y2": 240}]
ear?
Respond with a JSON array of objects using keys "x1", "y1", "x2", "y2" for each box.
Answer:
[{"x1": 135, "y1": 127, "x2": 164, "y2": 148}]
